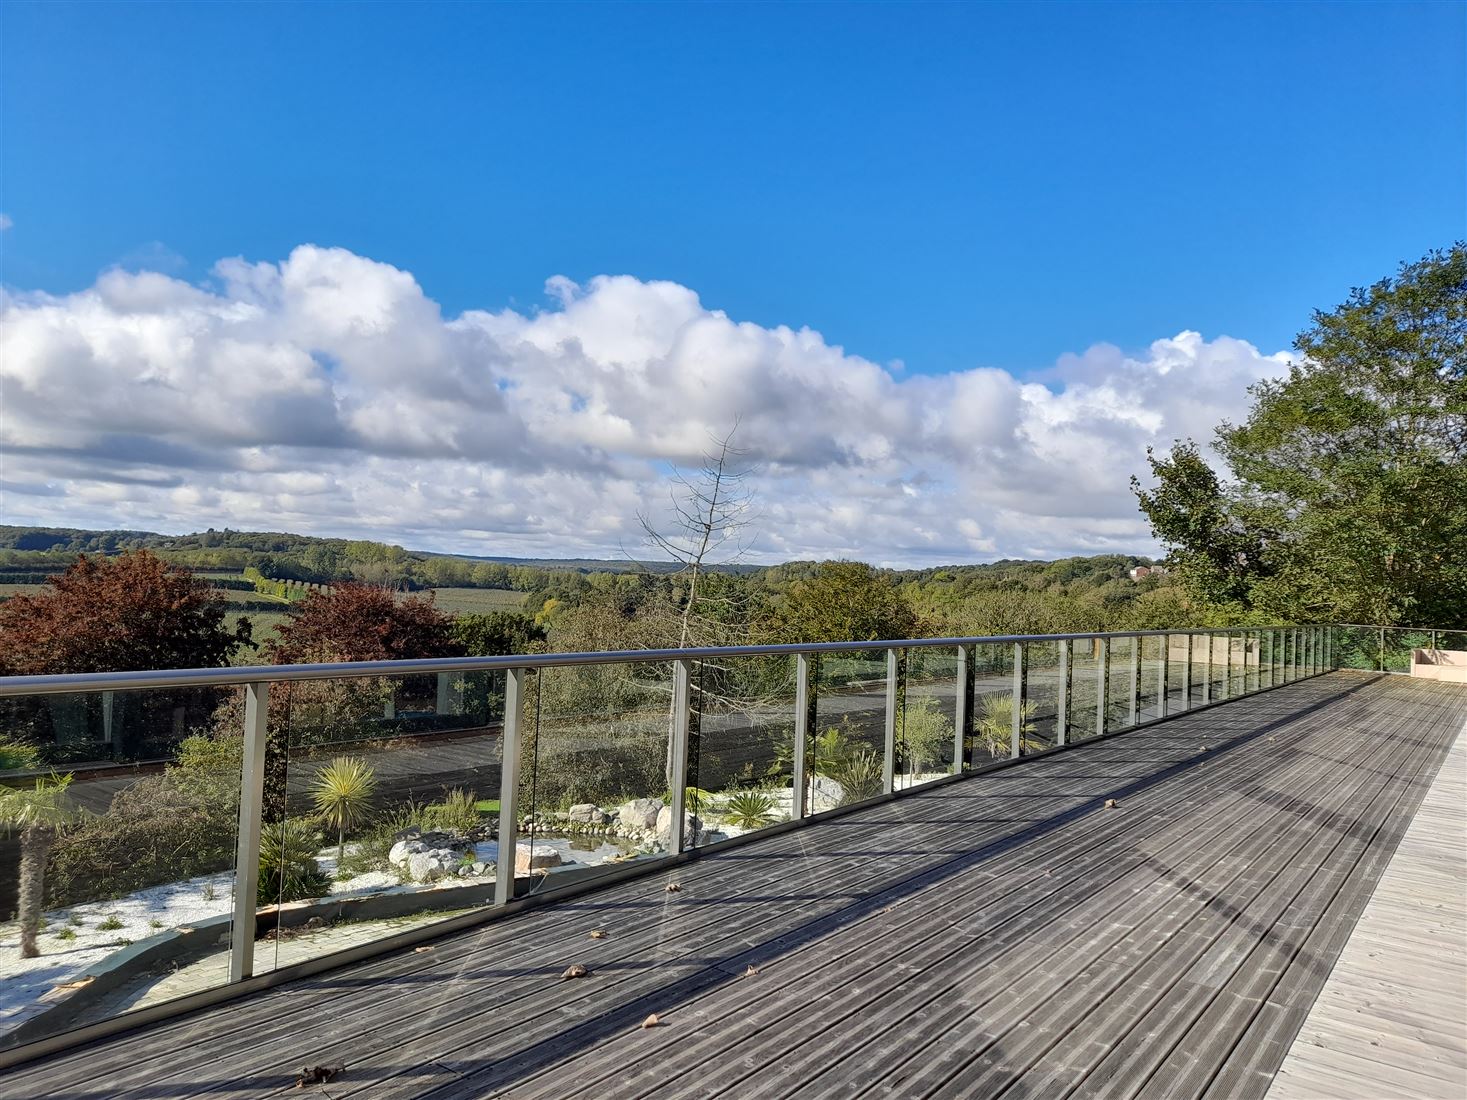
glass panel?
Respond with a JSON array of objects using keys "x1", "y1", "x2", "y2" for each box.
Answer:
[
  {"x1": 1437, "y1": 631, "x2": 1467, "y2": 653},
  {"x1": 257, "y1": 669, "x2": 504, "y2": 975},
  {"x1": 1165, "y1": 634, "x2": 1189, "y2": 713},
  {"x1": 896, "y1": 647, "x2": 960, "y2": 788},
  {"x1": 689, "y1": 654, "x2": 796, "y2": 842},
  {"x1": 1186, "y1": 633, "x2": 1206, "y2": 703},
  {"x1": 1066, "y1": 638, "x2": 1101, "y2": 742},
  {"x1": 966, "y1": 643, "x2": 1016, "y2": 763},
  {"x1": 1137, "y1": 635, "x2": 1164, "y2": 722},
  {"x1": 517, "y1": 660, "x2": 672, "y2": 895},
  {"x1": 1210, "y1": 634, "x2": 1229, "y2": 698},
  {"x1": 1381, "y1": 628, "x2": 1432, "y2": 674},
  {"x1": 1332, "y1": 626, "x2": 1379, "y2": 671},
  {"x1": 1107, "y1": 637, "x2": 1136, "y2": 731},
  {"x1": 1021, "y1": 641, "x2": 1061, "y2": 753},
  {"x1": 0, "y1": 685, "x2": 242, "y2": 1052},
  {"x1": 810, "y1": 649, "x2": 888, "y2": 811},
  {"x1": 1231, "y1": 633, "x2": 1248, "y2": 696}
]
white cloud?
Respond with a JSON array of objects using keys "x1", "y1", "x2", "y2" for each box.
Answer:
[
  {"x1": 0, "y1": 214, "x2": 12, "y2": 231},
  {"x1": 0, "y1": 246, "x2": 1291, "y2": 564}
]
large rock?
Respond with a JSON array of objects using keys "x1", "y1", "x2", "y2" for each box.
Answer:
[
  {"x1": 515, "y1": 844, "x2": 564, "y2": 874},
  {"x1": 567, "y1": 803, "x2": 611, "y2": 826},
  {"x1": 617, "y1": 797, "x2": 664, "y2": 833},
  {"x1": 389, "y1": 831, "x2": 472, "y2": 883},
  {"x1": 655, "y1": 805, "x2": 704, "y2": 847}
]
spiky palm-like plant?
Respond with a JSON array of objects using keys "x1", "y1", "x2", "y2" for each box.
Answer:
[
  {"x1": 0, "y1": 773, "x2": 76, "y2": 958},
  {"x1": 310, "y1": 756, "x2": 378, "y2": 861},
  {"x1": 830, "y1": 750, "x2": 884, "y2": 806},
  {"x1": 723, "y1": 790, "x2": 778, "y2": 830},
  {"x1": 975, "y1": 693, "x2": 1044, "y2": 758}
]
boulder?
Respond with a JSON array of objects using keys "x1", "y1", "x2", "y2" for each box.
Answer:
[
  {"x1": 515, "y1": 844, "x2": 564, "y2": 874},
  {"x1": 617, "y1": 797, "x2": 663, "y2": 833},
  {"x1": 567, "y1": 803, "x2": 604, "y2": 825},
  {"x1": 655, "y1": 806, "x2": 704, "y2": 847}
]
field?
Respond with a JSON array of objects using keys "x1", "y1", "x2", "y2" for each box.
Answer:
[
  {"x1": 428, "y1": 587, "x2": 527, "y2": 614},
  {"x1": 0, "y1": 583, "x2": 46, "y2": 599}
]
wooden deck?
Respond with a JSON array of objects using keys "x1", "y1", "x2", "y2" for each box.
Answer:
[
  {"x1": 6, "y1": 671, "x2": 1465, "y2": 1100},
  {"x1": 1267, "y1": 710, "x2": 1466, "y2": 1099}
]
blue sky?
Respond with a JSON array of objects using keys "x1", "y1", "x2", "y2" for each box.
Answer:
[
  {"x1": 4, "y1": 1, "x2": 1462, "y2": 378},
  {"x1": 1, "y1": 2, "x2": 1463, "y2": 563}
]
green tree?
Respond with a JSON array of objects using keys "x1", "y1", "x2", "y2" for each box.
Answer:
[
  {"x1": 0, "y1": 774, "x2": 76, "y2": 957},
  {"x1": 768, "y1": 560, "x2": 920, "y2": 643},
  {"x1": 1135, "y1": 244, "x2": 1467, "y2": 626},
  {"x1": 899, "y1": 695, "x2": 953, "y2": 775}
]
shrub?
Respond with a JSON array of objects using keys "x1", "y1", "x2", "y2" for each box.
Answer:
[
  {"x1": 96, "y1": 914, "x2": 123, "y2": 931},
  {"x1": 975, "y1": 693, "x2": 1043, "y2": 757},
  {"x1": 45, "y1": 756, "x2": 238, "y2": 909},
  {"x1": 258, "y1": 818, "x2": 330, "y2": 905},
  {"x1": 524, "y1": 713, "x2": 667, "y2": 807},
  {"x1": 0, "y1": 736, "x2": 41, "y2": 772},
  {"x1": 723, "y1": 791, "x2": 778, "y2": 830},
  {"x1": 337, "y1": 802, "x2": 427, "y2": 878},
  {"x1": 899, "y1": 696, "x2": 954, "y2": 775},
  {"x1": 829, "y1": 751, "x2": 883, "y2": 806},
  {"x1": 424, "y1": 788, "x2": 480, "y2": 836}
]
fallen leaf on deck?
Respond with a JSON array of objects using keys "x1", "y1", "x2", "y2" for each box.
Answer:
[
  {"x1": 413, "y1": 946, "x2": 434, "y2": 954},
  {"x1": 1104, "y1": 798, "x2": 1119, "y2": 809},
  {"x1": 665, "y1": 883, "x2": 682, "y2": 893},
  {"x1": 641, "y1": 1013, "x2": 661, "y2": 1029},
  {"x1": 562, "y1": 964, "x2": 590, "y2": 980},
  {"x1": 744, "y1": 965, "x2": 759, "y2": 977},
  {"x1": 589, "y1": 930, "x2": 609, "y2": 940},
  {"x1": 294, "y1": 1064, "x2": 343, "y2": 1088}
]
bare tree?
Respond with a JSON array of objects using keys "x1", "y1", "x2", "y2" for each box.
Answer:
[
  {"x1": 637, "y1": 422, "x2": 766, "y2": 791},
  {"x1": 638, "y1": 420, "x2": 757, "y2": 651}
]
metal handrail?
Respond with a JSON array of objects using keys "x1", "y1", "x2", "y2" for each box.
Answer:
[{"x1": 0, "y1": 624, "x2": 1306, "y2": 697}]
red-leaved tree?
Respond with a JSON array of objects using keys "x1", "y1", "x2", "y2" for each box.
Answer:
[
  {"x1": 0, "y1": 551, "x2": 252, "y2": 676},
  {"x1": 266, "y1": 583, "x2": 461, "y2": 664}
]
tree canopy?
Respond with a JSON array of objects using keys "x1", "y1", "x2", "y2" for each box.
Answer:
[
  {"x1": 267, "y1": 583, "x2": 462, "y2": 663},
  {"x1": 1135, "y1": 243, "x2": 1467, "y2": 626},
  {"x1": 765, "y1": 560, "x2": 920, "y2": 642},
  {"x1": 0, "y1": 551, "x2": 251, "y2": 675}
]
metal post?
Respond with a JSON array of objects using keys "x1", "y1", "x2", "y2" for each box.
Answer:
[
  {"x1": 1378, "y1": 626, "x2": 1385, "y2": 673},
  {"x1": 882, "y1": 648, "x2": 899, "y2": 794},
  {"x1": 494, "y1": 668, "x2": 526, "y2": 907},
  {"x1": 229, "y1": 681, "x2": 269, "y2": 983},
  {"x1": 953, "y1": 646, "x2": 970, "y2": 773},
  {"x1": 793, "y1": 653, "x2": 810, "y2": 818},
  {"x1": 1095, "y1": 637, "x2": 1109, "y2": 737},
  {"x1": 1056, "y1": 640, "x2": 1070, "y2": 745},
  {"x1": 1158, "y1": 634, "x2": 1169, "y2": 719},
  {"x1": 667, "y1": 660, "x2": 693, "y2": 855},
  {"x1": 1010, "y1": 642, "x2": 1026, "y2": 758},
  {"x1": 1126, "y1": 638, "x2": 1140, "y2": 727},
  {"x1": 1221, "y1": 633, "x2": 1232, "y2": 701}
]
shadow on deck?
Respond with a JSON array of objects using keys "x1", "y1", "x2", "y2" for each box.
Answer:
[{"x1": 6, "y1": 671, "x2": 1465, "y2": 1100}]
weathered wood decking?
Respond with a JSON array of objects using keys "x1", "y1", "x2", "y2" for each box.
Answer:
[
  {"x1": 6, "y1": 671, "x2": 1465, "y2": 1100},
  {"x1": 1267, "y1": 711, "x2": 1466, "y2": 1099}
]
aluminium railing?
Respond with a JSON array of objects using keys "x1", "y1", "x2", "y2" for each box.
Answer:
[{"x1": 0, "y1": 624, "x2": 1340, "y2": 1065}]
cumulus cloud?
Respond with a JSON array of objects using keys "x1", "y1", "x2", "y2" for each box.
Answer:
[{"x1": 0, "y1": 246, "x2": 1291, "y2": 564}]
